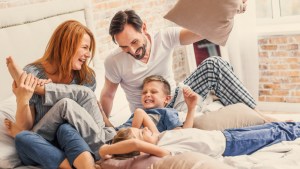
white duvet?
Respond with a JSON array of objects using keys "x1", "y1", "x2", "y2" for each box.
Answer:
[
  {"x1": 224, "y1": 138, "x2": 300, "y2": 169},
  {"x1": 222, "y1": 114, "x2": 300, "y2": 169}
]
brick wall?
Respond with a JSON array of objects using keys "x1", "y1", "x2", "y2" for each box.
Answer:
[
  {"x1": 258, "y1": 35, "x2": 300, "y2": 103},
  {"x1": 0, "y1": 0, "x2": 190, "y2": 83}
]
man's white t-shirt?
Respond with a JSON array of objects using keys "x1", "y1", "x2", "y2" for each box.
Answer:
[
  {"x1": 104, "y1": 27, "x2": 181, "y2": 112},
  {"x1": 157, "y1": 128, "x2": 226, "y2": 157}
]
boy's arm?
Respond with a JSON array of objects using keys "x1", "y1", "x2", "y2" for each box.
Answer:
[
  {"x1": 99, "y1": 139, "x2": 169, "y2": 159},
  {"x1": 132, "y1": 108, "x2": 160, "y2": 134},
  {"x1": 182, "y1": 88, "x2": 198, "y2": 128}
]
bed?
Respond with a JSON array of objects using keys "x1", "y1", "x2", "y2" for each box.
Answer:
[{"x1": 1, "y1": 0, "x2": 300, "y2": 169}]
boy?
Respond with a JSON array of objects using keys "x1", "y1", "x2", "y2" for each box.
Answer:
[{"x1": 117, "y1": 75, "x2": 199, "y2": 132}]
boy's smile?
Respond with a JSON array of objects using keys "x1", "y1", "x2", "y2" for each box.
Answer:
[{"x1": 141, "y1": 81, "x2": 171, "y2": 109}]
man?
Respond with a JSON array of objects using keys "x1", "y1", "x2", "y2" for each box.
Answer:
[{"x1": 100, "y1": 9, "x2": 256, "y2": 117}]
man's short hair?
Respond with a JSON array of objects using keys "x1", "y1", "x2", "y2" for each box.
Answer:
[
  {"x1": 143, "y1": 75, "x2": 171, "y2": 95},
  {"x1": 109, "y1": 9, "x2": 143, "y2": 43}
]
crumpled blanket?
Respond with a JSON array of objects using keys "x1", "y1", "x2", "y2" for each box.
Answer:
[{"x1": 223, "y1": 138, "x2": 300, "y2": 169}]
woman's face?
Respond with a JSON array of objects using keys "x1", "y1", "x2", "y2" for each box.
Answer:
[{"x1": 72, "y1": 33, "x2": 91, "y2": 70}]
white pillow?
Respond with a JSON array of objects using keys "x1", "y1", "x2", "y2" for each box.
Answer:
[{"x1": 0, "y1": 95, "x2": 21, "y2": 168}]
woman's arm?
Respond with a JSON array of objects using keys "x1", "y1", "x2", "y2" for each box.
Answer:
[
  {"x1": 13, "y1": 73, "x2": 37, "y2": 130},
  {"x1": 132, "y1": 108, "x2": 160, "y2": 134},
  {"x1": 99, "y1": 139, "x2": 169, "y2": 159},
  {"x1": 15, "y1": 103, "x2": 35, "y2": 130}
]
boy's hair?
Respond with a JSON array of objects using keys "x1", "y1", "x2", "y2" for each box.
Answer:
[
  {"x1": 109, "y1": 9, "x2": 143, "y2": 44},
  {"x1": 111, "y1": 128, "x2": 140, "y2": 159},
  {"x1": 143, "y1": 75, "x2": 171, "y2": 95}
]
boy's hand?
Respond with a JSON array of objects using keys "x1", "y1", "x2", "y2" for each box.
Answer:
[{"x1": 183, "y1": 87, "x2": 198, "y2": 111}]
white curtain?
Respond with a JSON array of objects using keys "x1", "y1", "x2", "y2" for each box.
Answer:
[{"x1": 224, "y1": 0, "x2": 259, "y2": 101}]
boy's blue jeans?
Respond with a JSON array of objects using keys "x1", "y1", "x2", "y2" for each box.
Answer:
[
  {"x1": 223, "y1": 122, "x2": 300, "y2": 156},
  {"x1": 15, "y1": 123, "x2": 92, "y2": 169}
]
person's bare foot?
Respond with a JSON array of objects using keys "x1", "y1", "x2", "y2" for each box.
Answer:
[
  {"x1": 4, "y1": 118, "x2": 22, "y2": 138},
  {"x1": 6, "y1": 56, "x2": 24, "y2": 86}
]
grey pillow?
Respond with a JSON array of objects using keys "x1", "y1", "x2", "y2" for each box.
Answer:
[
  {"x1": 98, "y1": 154, "x2": 161, "y2": 169},
  {"x1": 193, "y1": 103, "x2": 265, "y2": 131},
  {"x1": 164, "y1": 0, "x2": 243, "y2": 46},
  {"x1": 151, "y1": 152, "x2": 235, "y2": 169}
]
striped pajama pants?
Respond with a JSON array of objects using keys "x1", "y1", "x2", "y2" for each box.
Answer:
[{"x1": 168, "y1": 56, "x2": 256, "y2": 109}]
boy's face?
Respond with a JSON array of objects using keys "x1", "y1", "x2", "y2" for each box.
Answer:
[{"x1": 141, "y1": 81, "x2": 171, "y2": 109}]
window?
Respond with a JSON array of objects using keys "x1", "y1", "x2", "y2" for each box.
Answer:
[
  {"x1": 256, "y1": 0, "x2": 272, "y2": 19},
  {"x1": 256, "y1": 0, "x2": 300, "y2": 35},
  {"x1": 255, "y1": 0, "x2": 300, "y2": 111},
  {"x1": 280, "y1": 0, "x2": 300, "y2": 17},
  {"x1": 256, "y1": 0, "x2": 300, "y2": 22}
]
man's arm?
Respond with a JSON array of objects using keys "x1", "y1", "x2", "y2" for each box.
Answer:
[
  {"x1": 97, "y1": 101, "x2": 115, "y2": 127},
  {"x1": 100, "y1": 77, "x2": 119, "y2": 117},
  {"x1": 179, "y1": 28, "x2": 203, "y2": 45}
]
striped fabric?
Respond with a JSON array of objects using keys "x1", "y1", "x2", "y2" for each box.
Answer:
[
  {"x1": 168, "y1": 56, "x2": 256, "y2": 109},
  {"x1": 24, "y1": 64, "x2": 96, "y2": 125}
]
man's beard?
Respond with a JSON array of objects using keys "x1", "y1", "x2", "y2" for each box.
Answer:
[{"x1": 128, "y1": 37, "x2": 148, "y2": 60}]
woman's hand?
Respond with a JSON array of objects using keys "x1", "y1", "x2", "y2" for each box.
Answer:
[
  {"x1": 37, "y1": 78, "x2": 52, "y2": 86},
  {"x1": 12, "y1": 72, "x2": 37, "y2": 104}
]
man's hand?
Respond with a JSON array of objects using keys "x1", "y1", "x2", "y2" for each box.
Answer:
[{"x1": 238, "y1": 0, "x2": 247, "y2": 14}]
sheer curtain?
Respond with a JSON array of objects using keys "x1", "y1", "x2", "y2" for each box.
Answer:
[{"x1": 224, "y1": 0, "x2": 259, "y2": 101}]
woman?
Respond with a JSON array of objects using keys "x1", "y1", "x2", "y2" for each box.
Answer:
[{"x1": 6, "y1": 20, "x2": 99, "y2": 169}]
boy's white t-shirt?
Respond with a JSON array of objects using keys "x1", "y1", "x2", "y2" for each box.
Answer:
[
  {"x1": 104, "y1": 27, "x2": 181, "y2": 112},
  {"x1": 157, "y1": 128, "x2": 226, "y2": 157}
]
